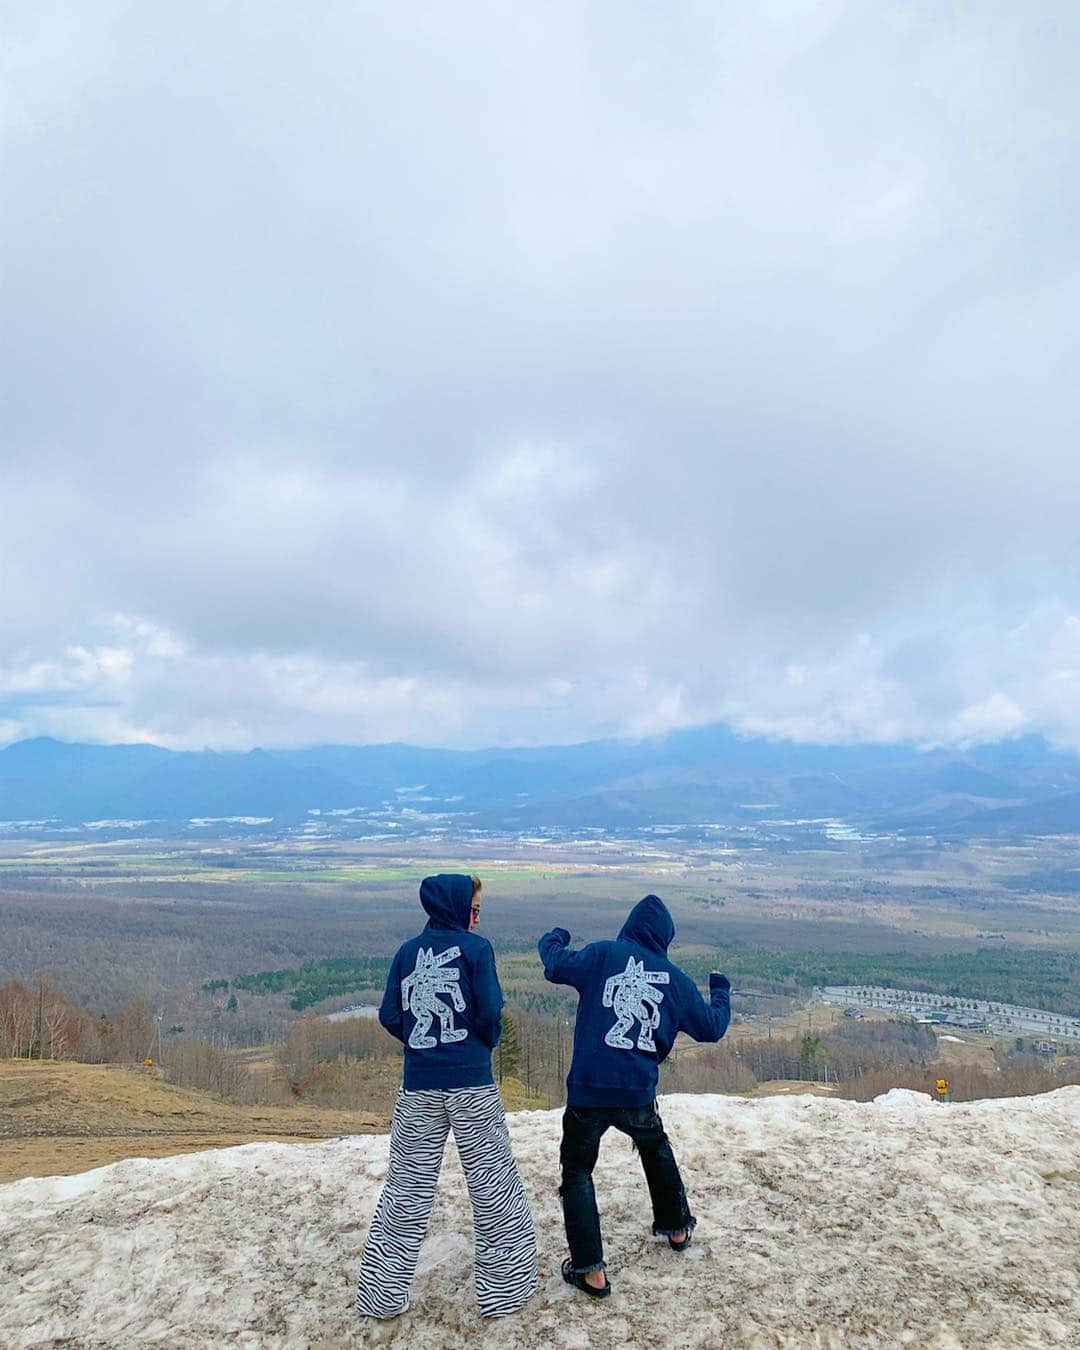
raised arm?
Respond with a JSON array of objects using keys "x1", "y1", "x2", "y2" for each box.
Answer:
[
  {"x1": 378, "y1": 950, "x2": 405, "y2": 1043},
  {"x1": 538, "y1": 927, "x2": 592, "y2": 991},
  {"x1": 678, "y1": 972, "x2": 731, "y2": 1043}
]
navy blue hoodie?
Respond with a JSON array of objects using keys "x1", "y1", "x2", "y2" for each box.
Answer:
[
  {"x1": 379, "y1": 874, "x2": 503, "y2": 1091},
  {"x1": 539, "y1": 895, "x2": 730, "y2": 1107}
]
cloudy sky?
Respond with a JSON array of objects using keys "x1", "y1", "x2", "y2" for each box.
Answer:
[{"x1": 3, "y1": 2, "x2": 1080, "y2": 751}]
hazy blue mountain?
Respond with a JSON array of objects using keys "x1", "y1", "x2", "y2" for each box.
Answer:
[
  {"x1": 949, "y1": 789, "x2": 1080, "y2": 837},
  {"x1": 0, "y1": 738, "x2": 352, "y2": 823},
  {"x1": 1, "y1": 729, "x2": 1079, "y2": 837}
]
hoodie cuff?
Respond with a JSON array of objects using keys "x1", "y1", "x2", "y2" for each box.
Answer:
[
  {"x1": 550, "y1": 927, "x2": 571, "y2": 946},
  {"x1": 709, "y1": 972, "x2": 730, "y2": 993}
]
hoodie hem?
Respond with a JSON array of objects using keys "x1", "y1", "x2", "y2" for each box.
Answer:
[
  {"x1": 402, "y1": 1063, "x2": 495, "y2": 1092},
  {"x1": 566, "y1": 1084, "x2": 657, "y2": 1108}
]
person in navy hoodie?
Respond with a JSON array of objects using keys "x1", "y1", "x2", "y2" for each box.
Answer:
[
  {"x1": 539, "y1": 894, "x2": 730, "y2": 1297},
  {"x1": 357, "y1": 874, "x2": 537, "y2": 1320}
]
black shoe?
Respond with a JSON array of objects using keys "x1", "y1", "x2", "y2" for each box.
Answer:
[
  {"x1": 668, "y1": 1230, "x2": 693, "y2": 1252},
  {"x1": 561, "y1": 1258, "x2": 611, "y2": 1299}
]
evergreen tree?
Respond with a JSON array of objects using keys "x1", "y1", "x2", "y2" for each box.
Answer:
[
  {"x1": 799, "y1": 1035, "x2": 820, "y2": 1079},
  {"x1": 497, "y1": 1012, "x2": 522, "y2": 1083}
]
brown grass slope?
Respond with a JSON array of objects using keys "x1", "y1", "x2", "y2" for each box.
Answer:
[{"x1": 0, "y1": 1059, "x2": 381, "y2": 1182}]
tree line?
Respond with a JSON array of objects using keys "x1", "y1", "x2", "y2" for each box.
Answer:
[
  {"x1": 256, "y1": 1004, "x2": 1080, "y2": 1114},
  {"x1": 0, "y1": 977, "x2": 155, "y2": 1062}
]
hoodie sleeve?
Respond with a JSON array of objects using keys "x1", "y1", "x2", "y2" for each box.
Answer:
[
  {"x1": 472, "y1": 941, "x2": 504, "y2": 1049},
  {"x1": 678, "y1": 972, "x2": 731, "y2": 1043},
  {"x1": 538, "y1": 927, "x2": 592, "y2": 990},
  {"x1": 378, "y1": 949, "x2": 405, "y2": 1043}
]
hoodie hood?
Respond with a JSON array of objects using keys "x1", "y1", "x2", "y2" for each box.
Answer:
[
  {"x1": 617, "y1": 894, "x2": 675, "y2": 955},
  {"x1": 419, "y1": 873, "x2": 474, "y2": 933}
]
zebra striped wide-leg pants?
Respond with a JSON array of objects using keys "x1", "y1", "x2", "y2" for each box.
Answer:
[{"x1": 356, "y1": 1083, "x2": 537, "y2": 1319}]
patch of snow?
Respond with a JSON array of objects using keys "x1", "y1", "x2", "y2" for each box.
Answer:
[
  {"x1": 939, "y1": 1034, "x2": 966, "y2": 1043},
  {"x1": 872, "y1": 1088, "x2": 936, "y2": 1107},
  {"x1": 82, "y1": 818, "x2": 153, "y2": 829},
  {"x1": 1, "y1": 1090, "x2": 1078, "y2": 1347},
  {"x1": 187, "y1": 816, "x2": 274, "y2": 827},
  {"x1": 325, "y1": 1004, "x2": 379, "y2": 1022}
]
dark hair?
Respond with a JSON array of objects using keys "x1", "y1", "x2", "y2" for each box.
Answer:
[{"x1": 471, "y1": 874, "x2": 482, "y2": 897}]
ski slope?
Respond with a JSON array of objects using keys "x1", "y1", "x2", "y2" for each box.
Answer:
[{"x1": 2, "y1": 1088, "x2": 1078, "y2": 1348}]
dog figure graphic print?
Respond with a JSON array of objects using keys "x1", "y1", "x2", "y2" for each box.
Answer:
[
  {"x1": 603, "y1": 957, "x2": 670, "y2": 1051},
  {"x1": 402, "y1": 945, "x2": 468, "y2": 1048}
]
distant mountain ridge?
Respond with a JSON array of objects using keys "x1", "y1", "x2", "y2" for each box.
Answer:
[{"x1": 1, "y1": 728, "x2": 1079, "y2": 838}]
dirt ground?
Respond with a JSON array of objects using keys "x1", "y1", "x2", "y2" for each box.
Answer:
[
  {"x1": 749, "y1": 1078, "x2": 839, "y2": 1097},
  {"x1": 0, "y1": 1058, "x2": 550, "y2": 1184},
  {"x1": 0, "y1": 1131, "x2": 339, "y2": 1182},
  {"x1": 931, "y1": 1032, "x2": 999, "y2": 1070},
  {"x1": 0, "y1": 1059, "x2": 383, "y2": 1183}
]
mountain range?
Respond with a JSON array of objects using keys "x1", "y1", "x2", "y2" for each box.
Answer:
[{"x1": 2, "y1": 727, "x2": 1079, "y2": 839}]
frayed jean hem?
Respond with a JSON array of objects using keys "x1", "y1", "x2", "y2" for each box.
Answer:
[{"x1": 651, "y1": 1215, "x2": 697, "y2": 1238}]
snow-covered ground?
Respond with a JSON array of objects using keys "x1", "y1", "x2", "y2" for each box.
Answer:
[{"x1": 2, "y1": 1089, "x2": 1078, "y2": 1348}]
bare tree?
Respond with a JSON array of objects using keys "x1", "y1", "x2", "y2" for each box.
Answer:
[
  {"x1": 0, "y1": 981, "x2": 35, "y2": 1057},
  {"x1": 99, "y1": 998, "x2": 155, "y2": 1062},
  {"x1": 38, "y1": 975, "x2": 77, "y2": 1059}
]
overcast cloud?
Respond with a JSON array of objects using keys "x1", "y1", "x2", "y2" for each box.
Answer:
[{"x1": 3, "y1": 2, "x2": 1080, "y2": 750}]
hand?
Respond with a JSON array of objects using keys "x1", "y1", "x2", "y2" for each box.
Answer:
[
  {"x1": 552, "y1": 927, "x2": 572, "y2": 945},
  {"x1": 709, "y1": 972, "x2": 730, "y2": 992}
]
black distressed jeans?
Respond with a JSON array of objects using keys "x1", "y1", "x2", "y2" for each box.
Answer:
[{"x1": 558, "y1": 1101, "x2": 695, "y2": 1272}]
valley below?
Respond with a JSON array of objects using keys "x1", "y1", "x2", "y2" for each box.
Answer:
[{"x1": 2, "y1": 823, "x2": 1079, "y2": 1182}]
